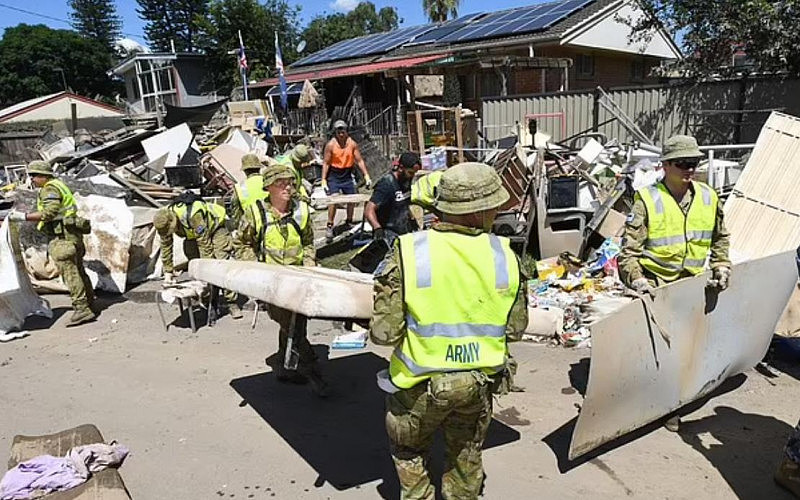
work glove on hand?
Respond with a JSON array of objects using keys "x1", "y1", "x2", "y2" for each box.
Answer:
[
  {"x1": 711, "y1": 266, "x2": 731, "y2": 291},
  {"x1": 162, "y1": 271, "x2": 176, "y2": 287},
  {"x1": 6, "y1": 211, "x2": 25, "y2": 222},
  {"x1": 631, "y1": 277, "x2": 656, "y2": 298},
  {"x1": 364, "y1": 175, "x2": 372, "y2": 189},
  {"x1": 321, "y1": 180, "x2": 330, "y2": 196},
  {"x1": 373, "y1": 227, "x2": 385, "y2": 241}
]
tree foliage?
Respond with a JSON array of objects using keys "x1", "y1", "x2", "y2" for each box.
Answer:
[
  {"x1": 423, "y1": 0, "x2": 458, "y2": 23},
  {"x1": 136, "y1": 0, "x2": 208, "y2": 52},
  {"x1": 301, "y1": 2, "x2": 400, "y2": 54},
  {"x1": 69, "y1": 0, "x2": 122, "y2": 49},
  {"x1": 196, "y1": 0, "x2": 300, "y2": 94},
  {"x1": 0, "y1": 24, "x2": 116, "y2": 104},
  {"x1": 629, "y1": 0, "x2": 800, "y2": 76}
]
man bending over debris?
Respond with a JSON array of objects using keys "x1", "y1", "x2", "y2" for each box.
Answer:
[
  {"x1": 235, "y1": 164, "x2": 328, "y2": 397},
  {"x1": 371, "y1": 162, "x2": 528, "y2": 498},
  {"x1": 618, "y1": 134, "x2": 730, "y2": 432},
  {"x1": 7, "y1": 161, "x2": 96, "y2": 327},
  {"x1": 153, "y1": 193, "x2": 242, "y2": 319}
]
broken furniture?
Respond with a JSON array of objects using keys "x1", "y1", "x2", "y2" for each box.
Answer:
[{"x1": 155, "y1": 280, "x2": 208, "y2": 333}]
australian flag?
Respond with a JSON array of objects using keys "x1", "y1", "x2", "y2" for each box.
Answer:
[
  {"x1": 238, "y1": 44, "x2": 247, "y2": 71},
  {"x1": 275, "y1": 32, "x2": 288, "y2": 111}
]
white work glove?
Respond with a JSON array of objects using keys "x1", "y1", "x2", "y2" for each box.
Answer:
[
  {"x1": 364, "y1": 175, "x2": 372, "y2": 189},
  {"x1": 631, "y1": 277, "x2": 656, "y2": 297},
  {"x1": 6, "y1": 211, "x2": 25, "y2": 222},
  {"x1": 710, "y1": 266, "x2": 731, "y2": 291},
  {"x1": 321, "y1": 179, "x2": 330, "y2": 196},
  {"x1": 162, "y1": 271, "x2": 176, "y2": 287}
]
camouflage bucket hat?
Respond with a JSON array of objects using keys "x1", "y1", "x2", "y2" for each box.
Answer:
[
  {"x1": 241, "y1": 153, "x2": 262, "y2": 172},
  {"x1": 662, "y1": 135, "x2": 704, "y2": 161},
  {"x1": 262, "y1": 164, "x2": 296, "y2": 187},
  {"x1": 290, "y1": 144, "x2": 312, "y2": 164},
  {"x1": 153, "y1": 208, "x2": 177, "y2": 234},
  {"x1": 27, "y1": 161, "x2": 53, "y2": 176},
  {"x1": 435, "y1": 162, "x2": 509, "y2": 215}
]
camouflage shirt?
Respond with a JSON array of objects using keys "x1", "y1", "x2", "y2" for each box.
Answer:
[
  {"x1": 37, "y1": 184, "x2": 67, "y2": 224},
  {"x1": 618, "y1": 181, "x2": 731, "y2": 286},
  {"x1": 158, "y1": 210, "x2": 217, "y2": 273},
  {"x1": 370, "y1": 222, "x2": 529, "y2": 346}
]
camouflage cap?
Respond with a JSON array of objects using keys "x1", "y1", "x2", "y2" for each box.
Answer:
[
  {"x1": 241, "y1": 153, "x2": 262, "y2": 172},
  {"x1": 27, "y1": 160, "x2": 53, "y2": 176},
  {"x1": 153, "y1": 208, "x2": 177, "y2": 234},
  {"x1": 435, "y1": 162, "x2": 509, "y2": 215},
  {"x1": 262, "y1": 164, "x2": 296, "y2": 187},
  {"x1": 662, "y1": 135, "x2": 704, "y2": 161},
  {"x1": 290, "y1": 144, "x2": 312, "y2": 164}
]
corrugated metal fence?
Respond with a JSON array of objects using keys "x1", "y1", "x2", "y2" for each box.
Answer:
[{"x1": 482, "y1": 76, "x2": 800, "y2": 145}]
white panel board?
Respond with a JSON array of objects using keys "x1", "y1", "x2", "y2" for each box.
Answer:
[{"x1": 78, "y1": 195, "x2": 133, "y2": 294}]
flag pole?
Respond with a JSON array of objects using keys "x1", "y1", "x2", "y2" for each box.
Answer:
[{"x1": 238, "y1": 30, "x2": 249, "y2": 101}]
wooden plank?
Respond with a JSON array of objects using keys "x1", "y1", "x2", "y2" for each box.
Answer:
[{"x1": 108, "y1": 172, "x2": 160, "y2": 208}]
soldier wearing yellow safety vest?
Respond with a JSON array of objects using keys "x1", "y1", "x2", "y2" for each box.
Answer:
[
  {"x1": 153, "y1": 195, "x2": 242, "y2": 319},
  {"x1": 618, "y1": 134, "x2": 730, "y2": 432},
  {"x1": 270, "y1": 144, "x2": 313, "y2": 201},
  {"x1": 410, "y1": 169, "x2": 443, "y2": 211},
  {"x1": 7, "y1": 161, "x2": 96, "y2": 326},
  {"x1": 229, "y1": 154, "x2": 267, "y2": 222},
  {"x1": 235, "y1": 164, "x2": 327, "y2": 396},
  {"x1": 371, "y1": 162, "x2": 528, "y2": 499}
]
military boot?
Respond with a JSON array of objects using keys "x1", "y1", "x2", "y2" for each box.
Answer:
[
  {"x1": 775, "y1": 457, "x2": 800, "y2": 497},
  {"x1": 229, "y1": 303, "x2": 243, "y2": 320},
  {"x1": 66, "y1": 309, "x2": 97, "y2": 327}
]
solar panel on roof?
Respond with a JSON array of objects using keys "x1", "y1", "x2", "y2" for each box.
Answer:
[
  {"x1": 407, "y1": 12, "x2": 486, "y2": 45},
  {"x1": 436, "y1": 0, "x2": 593, "y2": 44}
]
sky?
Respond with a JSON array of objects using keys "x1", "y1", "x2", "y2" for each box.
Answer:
[{"x1": 0, "y1": 0, "x2": 551, "y2": 45}]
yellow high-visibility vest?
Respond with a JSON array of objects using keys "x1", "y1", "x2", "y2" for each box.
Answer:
[
  {"x1": 172, "y1": 201, "x2": 226, "y2": 240},
  {"x1": 389, "y1": 229, "x2": 519, "y2": 389},
  {"x1": 411, "y1": 171, "x2": 443, "y2": 208},
  {"x1": 249, "y1": 199, "x2": 309, "y2": 265},
  {"x1": 637, "y1": 181, "x2": 718, "y2": 281},
  {"x1": 36, "y1": 178, "x2": 77, "y2": 231},
  {"x1": 234, "y1": 174, "x2": 267, "y2": 212}
]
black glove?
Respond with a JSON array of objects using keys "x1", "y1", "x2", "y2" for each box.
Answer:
[{"x1": 374, "y1": 227, "x2": 386, "y2": 241}]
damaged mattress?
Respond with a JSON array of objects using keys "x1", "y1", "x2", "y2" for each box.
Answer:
[{"x1": 0, "y1": 220, "x2": 51, "y2": 335}]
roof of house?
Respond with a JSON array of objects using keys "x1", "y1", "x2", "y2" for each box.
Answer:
[
  {"x1": 109, "y1": 52, "x2": 206, "y2": 75},
  {"x1": 0, "y1": 92, "x2": 123, "y2": 122}
]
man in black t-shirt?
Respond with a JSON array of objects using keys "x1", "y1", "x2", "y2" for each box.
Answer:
[{"x1": 365, "y1": 152, "x2": 421, "y2": 243}]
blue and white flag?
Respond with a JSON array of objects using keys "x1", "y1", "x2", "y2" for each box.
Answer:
[{"x1": 275, "y1": 32, "x2": 288, "y2": 111}]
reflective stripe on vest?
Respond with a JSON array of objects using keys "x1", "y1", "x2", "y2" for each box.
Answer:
[
  {"x1": 172, "y1": 201, "x2": 225, "y2": 240},
  {"x1": 637, "y1": 181, "x2": 717, "y2": 281},
  {"x1": 234, "y1": 175, "x2": 267, "y2": 212},
  {"x1": 389, "y1": 230, "x2": 519, "y2": 389},
  {"x1": 36, "y1": 178, "x2": 77, "y2": 231},
  {"x1": 411, "y1": 171, "x2": 443, "y2": 208},
  {"x1": 250, "y1": 200, "x2": 309, "y2": 265}
]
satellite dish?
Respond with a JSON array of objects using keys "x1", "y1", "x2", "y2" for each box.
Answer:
[{"x1": 297, "y1": 40, "x2": 307, "y2": 53}]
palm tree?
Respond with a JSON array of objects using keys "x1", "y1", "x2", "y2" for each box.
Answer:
[{"x1": 423, "y1": 0, "x2": 459, "y2": 23}]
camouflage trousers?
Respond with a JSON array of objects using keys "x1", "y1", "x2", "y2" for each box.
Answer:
[
  {"x1": 267, "y1": 305, "x2": 318, "y2": 376},
  {"x1": 785, "y1": 419, "x2": 800, "y2": 463},
  {"x1": 386, "y1": 371, "x2": 493, "y2": 500},
  {"x1": 48, "y1": 232, "x2": 94, "y2": 314},
  {"x1": 184, "y1": 228, "x2": 238, "y2": 305}
]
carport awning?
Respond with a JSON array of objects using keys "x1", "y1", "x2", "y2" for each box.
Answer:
[
  {"x1": 252, "y1": 53, "x2": 449, "y2": 88},
  {"x1": 265, "y1": 82, "x2": 304, "y2": 96}
]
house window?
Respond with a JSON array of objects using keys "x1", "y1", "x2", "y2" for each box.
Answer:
[
  {"x1": 576, "y1": 54, "x2": 594, "y2": 79},
  {"x1": 631, "y1": 58, "x2": 646, "y2": 82}
]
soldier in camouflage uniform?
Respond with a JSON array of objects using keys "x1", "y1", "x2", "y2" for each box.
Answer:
[
  {"x1": 8, "y1": 161, "x2": 96, "y2": 326},
  {"x1": 618, "y1": 135, "x2": 730, "y2": 432},
  {"x1": 153, "y1": 198, "x2": 242, "y2": 319},
  {"x1": 235, "y1": 163, "x2": 328, "y2": 396},
  {"x1": 371, "y1": 162, "x2": 528, "y2": 499}
]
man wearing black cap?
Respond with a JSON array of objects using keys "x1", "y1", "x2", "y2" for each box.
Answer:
[{"x1": 364, "y1": 152, "x2": 421, "y2": 244}]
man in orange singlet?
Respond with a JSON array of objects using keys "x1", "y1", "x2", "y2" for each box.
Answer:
[{"x1": 322, "y1": 120, "x2": 371, "y2": 242}]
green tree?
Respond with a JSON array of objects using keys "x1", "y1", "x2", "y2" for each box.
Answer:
[
  {"x1": 628, "y1": 0, "x2": 800, "y2": 76},
  {"x1": 196, "y1": 0, "x2": 300, "y2": 94},
  {"x1": 423, "y1": 0, "x2": 458, "y2": 23},
  {"x1": 136, "y1": 0, "x2": 208, "y2": 52},
  {"x1": 69, "y1": 0, "x2": 122, "y2": 49},
  {"x1": 301, "y1": 2, "x2": 400, "y2": 54},
  {"x1": 0, "y1": 24, "x2": 117, "y2": 104}
]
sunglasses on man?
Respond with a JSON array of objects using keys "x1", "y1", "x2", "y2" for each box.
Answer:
[{"x1": 672, "y1": 159, "x2": 699, "y2": 170}]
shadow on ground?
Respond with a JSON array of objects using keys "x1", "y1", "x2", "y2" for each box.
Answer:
[
  {"x1": 543, "y1": 374, "x2": 748, "y2": 473},
  {"x1": 21, "y1": 306, "x2": 69, "y2": 330},
  {"x1": 230, "y1": 350, "x2": 521, "y2": 498},
  {"x1": 678, "y1": 406, "x2": 795, "y2": 500}
]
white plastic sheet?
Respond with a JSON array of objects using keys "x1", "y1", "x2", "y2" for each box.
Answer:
[{"x1": 0, "y1": 220, "x2": 51, "y2": 335}]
